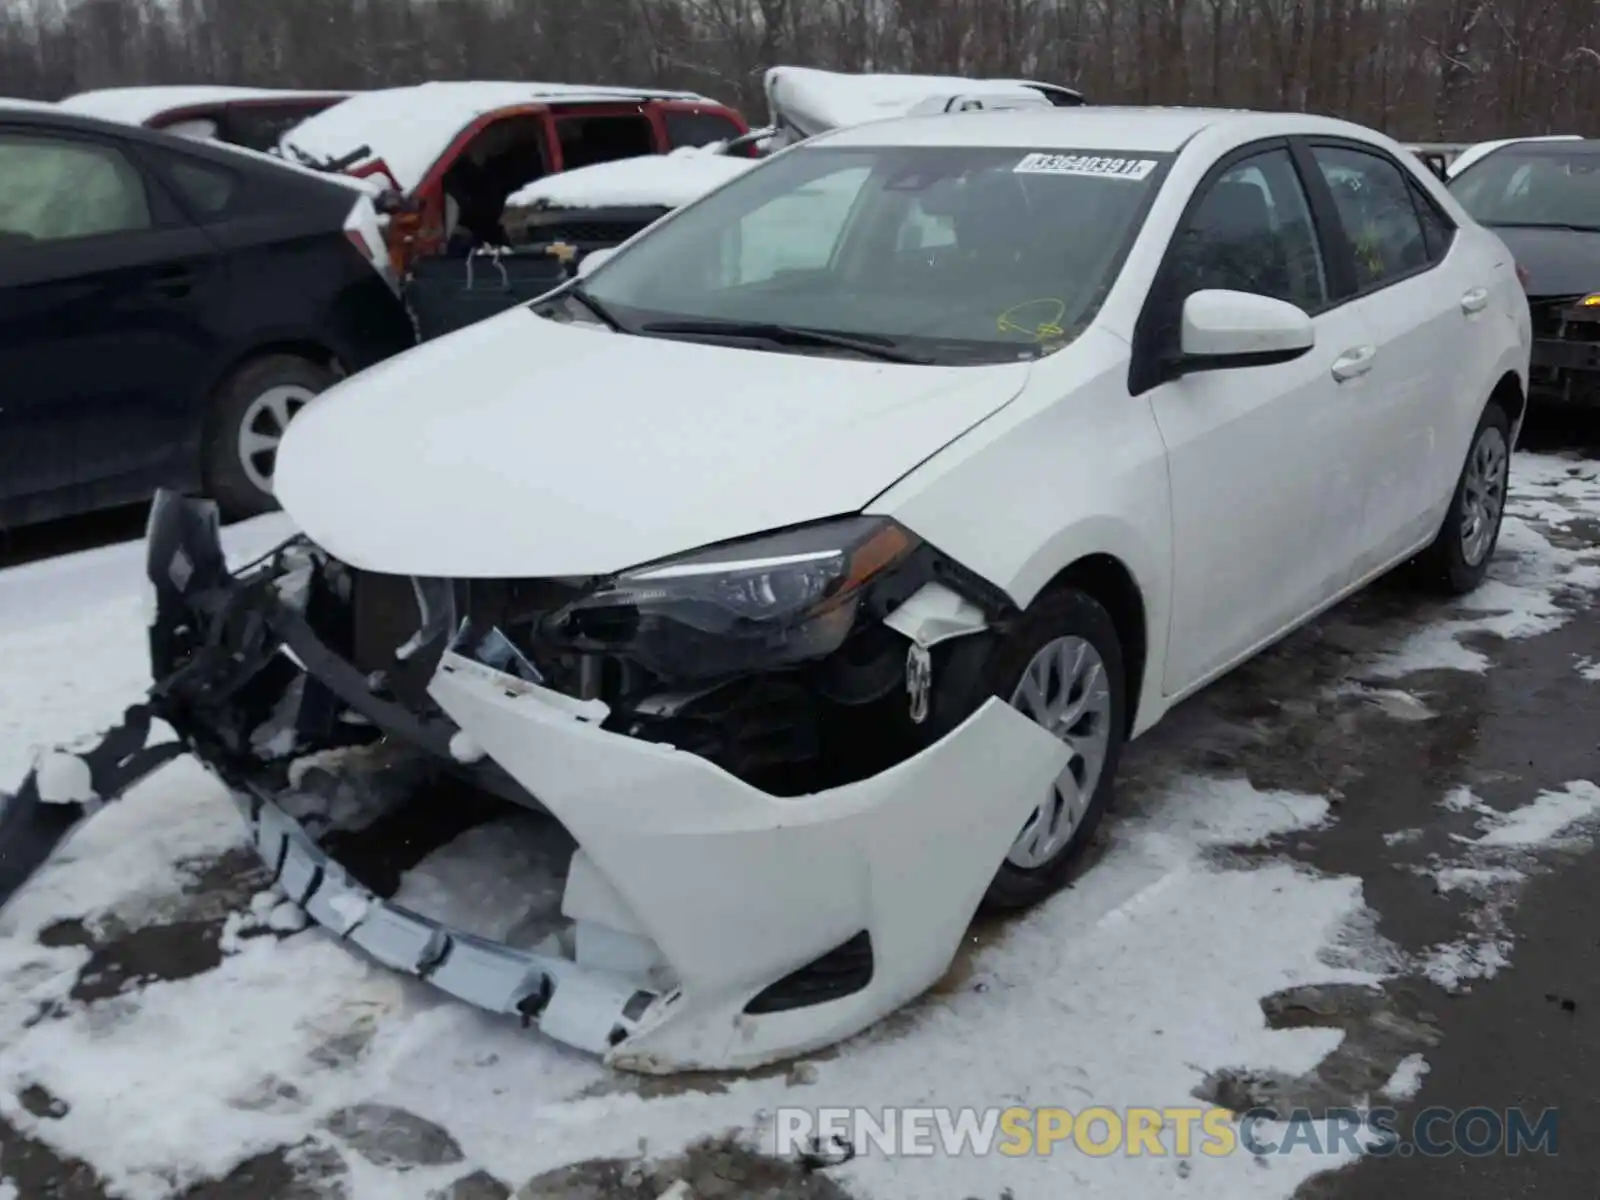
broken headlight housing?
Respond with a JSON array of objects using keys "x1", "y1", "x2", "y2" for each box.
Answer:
[{"x1": 548, "y1": 516, "x2": 920, "y2": 681}]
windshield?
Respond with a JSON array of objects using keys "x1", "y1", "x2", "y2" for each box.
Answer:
[
  {"x1": 572, "y1": 143, "x2": 1170, "y2": 365},
  {"x1": 1448, "y1": 146, "x2": 1600, "y2": 229}
]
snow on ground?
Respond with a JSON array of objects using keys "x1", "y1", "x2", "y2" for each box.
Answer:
[
  {"x1": 1364, "y1": 454, "x2": 1600, "y2": 678},
  {"x1": 0, "y1": 454, "x2": 1596, "y2": 1198},
  {"x1": 1411, "y1": 781, "x2": 1600, "y2": 992}
]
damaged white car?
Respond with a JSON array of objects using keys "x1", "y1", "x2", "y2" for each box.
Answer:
[{"x1": 3, "y1": 106, "x2": 1530, "y2": 1073}]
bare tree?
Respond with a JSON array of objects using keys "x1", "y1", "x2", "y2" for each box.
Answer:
[{"x1": 2, "y1": 0, "x2": 1595, "y2": 138}]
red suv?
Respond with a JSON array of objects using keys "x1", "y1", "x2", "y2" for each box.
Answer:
[{"x1": 278, "y1": 82, "x2": 750, "y2": 272}]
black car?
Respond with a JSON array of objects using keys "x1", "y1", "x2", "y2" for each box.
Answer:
[
  {"x1": 1448, "y1": 138, "x2": 1600, "y2": 405},
  {"x1": 0, "y1": 104, "x2": 416, "y2": 527}
]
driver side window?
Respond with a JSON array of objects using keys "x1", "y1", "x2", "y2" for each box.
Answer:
[
  {"x1": 723, "y1": 165, "x2": 871, "y2": 285},
  {"x1": 1169, "y1": 148, "x2": 1329, "y2": 315}
]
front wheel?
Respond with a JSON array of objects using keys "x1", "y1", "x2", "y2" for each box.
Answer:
[
  {"x1": 203, "y1": 355, "x2": 335, "y2": 520},
  {"x1": 1411, "y1": 402, "x2": 1512, "y2": 595},
  {"x1": 979, "y1": 587, "x2": 1127, "y2": 913}
]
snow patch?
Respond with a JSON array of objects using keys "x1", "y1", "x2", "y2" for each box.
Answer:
[
  {"x1": 1416, "y1": 782, "x2": 1600, "y2": 992},
  {"x1": 507, "y1": 152, "x2": 757, "y2": 211},
  {"x1": 1364, "y1": 456, "x2": 1600, "y2": 678},
  {"x1": 33, "y1": 752, "x2": 96, "y2": 805},
  {"x1": 1471, "y1": 780, "x2": 1600, "y2": 847},
  {"x1": 1380, "y1": 1053, "x2": 1430, "y2": 1101},
  {"x1": 1575, "y1": 656, "x2": 1600, "y2": 682}
]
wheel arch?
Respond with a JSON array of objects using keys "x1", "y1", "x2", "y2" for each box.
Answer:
[
  {"x1": 198, "y1": 338, "x2": 345, "y2": 446},
  {"x1": 1038, "y1": 552, "x2": 1150, "y2": 739},
  {"x1": 1486, "y1": 368, "x2": 1526, "y2": 435}
]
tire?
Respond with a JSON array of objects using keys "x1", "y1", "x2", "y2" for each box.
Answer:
[
  {"x1": 976, "y1": 586, "x2": 1128, "y2": 913},
  {"x1": 203, "y1": 354, "x2": 335, "y2": 520},
  {"x1": 1410, "y1": 401, "x2": 1512, "y2": 595}
]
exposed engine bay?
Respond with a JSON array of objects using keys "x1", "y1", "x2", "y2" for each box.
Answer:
[{"x1": 177, "y1": 505, "x2": 1021, "y2": 803}]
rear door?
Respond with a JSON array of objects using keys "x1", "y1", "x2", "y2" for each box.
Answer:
[
  {"x1": 1296, "y1": 140, "x2": 1475, "y2": 572},
  {"x1": 0, "y1": 124, "x2": 223, "y2": 512},
  {"x1": 1139, "y1": 143, "x2": 1373, "y2": 692}
]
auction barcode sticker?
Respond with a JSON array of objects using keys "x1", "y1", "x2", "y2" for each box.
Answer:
[{"x1": 1013, "y1": 152, "x2": 1158, "y2": 180}]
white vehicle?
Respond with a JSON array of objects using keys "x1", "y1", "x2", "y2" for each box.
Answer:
[
  {"x1": 1447, "y1": 134, "x2": 1583, "y2": 179},
  {"x1": 3, "y1": 106, "x2": 1531, "y2": 1073}
]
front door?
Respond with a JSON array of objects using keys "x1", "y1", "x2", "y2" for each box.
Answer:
[{"x1": 1142, "y1": 144, "x2": 1373, "y2": 693}]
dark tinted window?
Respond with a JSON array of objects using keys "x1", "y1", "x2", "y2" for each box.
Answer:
[
  {"x1": 664, "y1": 111, "x2": 743, "y2": 149},
  {"x1": 1448, "y1": 145, "x2": 1600, "y2": 229},
  {"x1": 1169, "y1": 148, "x2": 1328, "y2": 312},
  {"x1": 0, "y1": 133, "x2": 151, "y2": 245},
  {"x1": 1408, "y1": 180, "x2": 1456, "y2": 263},
  {"x1": 1311, "y1": 145, "x2": 1430, "y2": 289},
  {"x1": 164, "y1": 154, "x2": 238, "y2": 217},
  {"x1": 554, "y1": 115, "x2": 655, "y2": 170}
]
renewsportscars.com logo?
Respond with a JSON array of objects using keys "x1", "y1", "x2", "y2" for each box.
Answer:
[{"x1": 770, "y1": 1105, "x2": 1559, "y2": 1160}]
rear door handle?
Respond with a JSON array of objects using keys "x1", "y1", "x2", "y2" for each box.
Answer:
[
  {"x1": 150, "y1": 265, "x2": 195, "y2": 297},
  {"x1": 1461, "y1": 286, "x2": 1489, "y2": 314},
  {"x1": 1331, "y1": 345, "x2": 1377, "y2": 382}
]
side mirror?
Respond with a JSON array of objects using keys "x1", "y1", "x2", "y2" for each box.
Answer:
[
  {"x1": 1176, "y1": 289, "x2": 1314, "y2": 375},
  {"x1": 575, "y1": 247, "x2": 617, "y2": 279}
]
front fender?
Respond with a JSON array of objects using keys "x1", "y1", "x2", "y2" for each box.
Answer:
[{"x1": 867, "y1": 333, "x2": 1173, "y2": 733}]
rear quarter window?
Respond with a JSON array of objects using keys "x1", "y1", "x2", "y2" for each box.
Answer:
[
  {"x1": 665, "y1": 111, "x2": 743, "y2": 150},
  {"x1": 162, "y1": 153, "x2": 239, "y2": 217}
]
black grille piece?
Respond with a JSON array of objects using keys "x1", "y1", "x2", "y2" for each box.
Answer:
[
  {"x1": 743, "y1": 931, "x2": 874, "y2": 1015},
  {"x1": 511, "y1": 204, "x2": 674, "y2": 250}
]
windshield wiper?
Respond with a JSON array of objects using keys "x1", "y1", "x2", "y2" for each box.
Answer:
[
  {"x1": 561, "y1": 284, "x2": 626, "y2": 332},
  {"x1": 639, "y1": 319, "x2": 933, "y2": 364}
]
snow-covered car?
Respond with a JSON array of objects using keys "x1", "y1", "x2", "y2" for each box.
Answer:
[
  {"x1": 4, "y1": 105, "x2": 1531, "y2": 1073},
  {"x1": 56, "y1": 86, "x2": 352, "y2": 152},
  {"x1": 275, "y1": 82, "x2": 751, "y2": 274},
  {"x1": 499, "y1": 65, "x2": 1080, "y2": 254}
]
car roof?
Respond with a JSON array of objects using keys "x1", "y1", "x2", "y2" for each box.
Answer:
[
  {"x1": 0, "y1": 97, "x2": 60, "y2": 114},
  {"x1": 812, "y1": 105, "x2": 1364, "y2": 153},
  {"x1": 0, "y1": 100, "x2": 373, "y2": 194},
  {"x1": 57, "y1": 86, "x2": 352, "y2": 127},
  {"x1": 1446, "y1": 134, "x2": 1584, "y2": 178},
  {"x1": 278, "y1": 80, "x2": 726, "y2": 194}
]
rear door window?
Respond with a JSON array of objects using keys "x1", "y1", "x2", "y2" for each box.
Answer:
[
  {"x1": 554, "y1": 115, "x2": 656, "y2": 170},
  {"x1": 664, "y1": 111, "x2": 743, "y2": 150},
  {"x1": 1308, "y1": 144, "x2": 1431, "y2": 291},
  {"x1": 0, "y1": 133, "x2": 152, "y2": 245}
]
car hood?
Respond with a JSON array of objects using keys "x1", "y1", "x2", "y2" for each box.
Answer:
[
  {"x1": 1488, "y1": 225, "x2": 1600, "y2": 298},
  {"x1": 274, "y1": 308, "x2": 1032, "y2": 578}
]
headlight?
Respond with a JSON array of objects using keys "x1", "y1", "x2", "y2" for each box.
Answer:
[{"x1": 549, "y1": 516, "x2": 920, "y2": 680}]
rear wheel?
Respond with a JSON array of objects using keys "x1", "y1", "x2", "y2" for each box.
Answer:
[
  {"x1": 203, "y1": 355, "x2": 334, "y2": 520},
  {"x1": 1411, "y1": 402, "x2": 1511, "y2": 595},
  {"x1": 979, "y1": 586, "x2": 1127, "y2": 913}
]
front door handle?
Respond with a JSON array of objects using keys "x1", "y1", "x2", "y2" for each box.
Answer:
[
  {"x1": 1461, "y1": 286, "x2": 1490, "y2": 314},
  {"x1": 1331, "y1": 345, "x2": 1377, "y2": 382}
]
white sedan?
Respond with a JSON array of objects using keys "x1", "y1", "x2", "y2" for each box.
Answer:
[{"x1": 36, "y1": 105, "x2": 1530, "y2": 1073}]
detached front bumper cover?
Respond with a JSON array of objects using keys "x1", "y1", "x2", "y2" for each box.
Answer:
[{"x1": 1, "y1": 491, "x2": 1071, "y2": 1072}]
